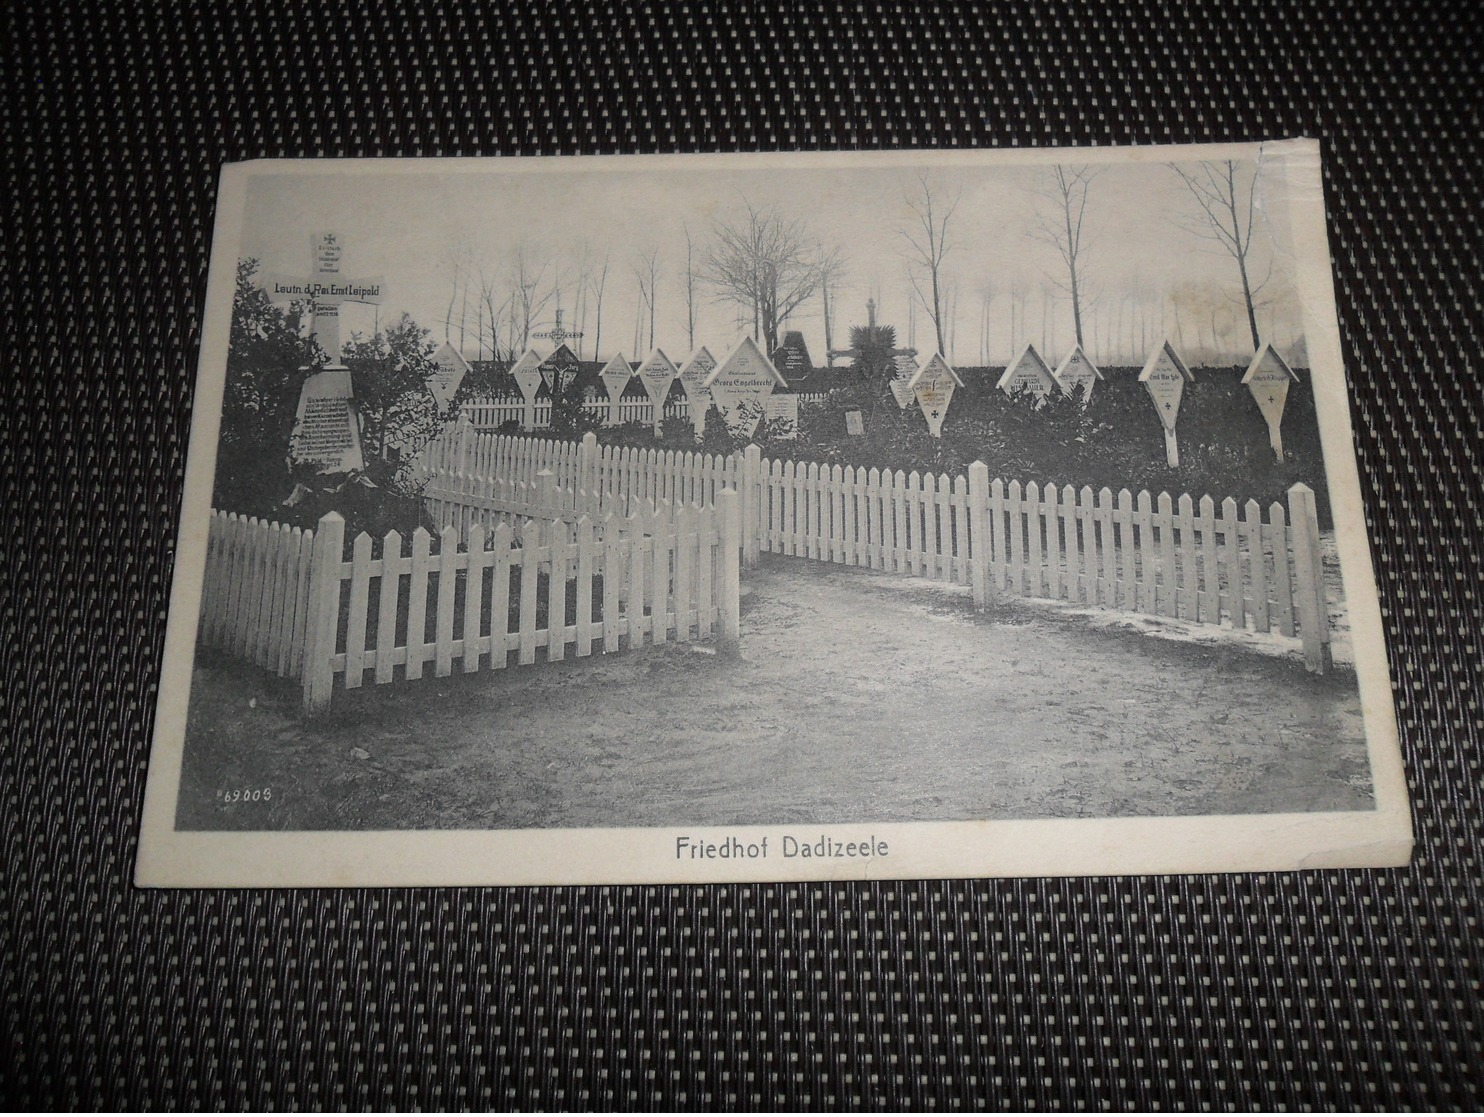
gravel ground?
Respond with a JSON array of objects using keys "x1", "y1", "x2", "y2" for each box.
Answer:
[{"x1": 176, "y1": 553, "x2": 1374, "y2": 832}]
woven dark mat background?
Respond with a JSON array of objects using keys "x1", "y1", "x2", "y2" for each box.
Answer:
[{"x1": 4, "y1": 1, "x2": 1481, "y2": 1108}]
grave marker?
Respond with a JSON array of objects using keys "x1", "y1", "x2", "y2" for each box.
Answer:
[
  {"x1": 827, "y1": 297, "x2": 916, "y2": 378},
  {"x1": 539, "y1": 343, "x2": 582, "y2": 395},
  {"x1": 763, "y1": 394, "x2": 800, "y2": 438},
  {"x1": 265, "y1": 231, "x2": 384, "y2": 366},
  {"x1": 704, "y1": 336, "x2": 787, "y2": 437},
  {"x1": 770, "y1": 331, "x2": 814, "y2": 382},
  {"x1": 1242, "y1": 342, "x2": 1300, "y2": 461},
  {"x1": 598, "y1": 352, "x2": 633, "y2": 426},
  {"x1": 907, "y1": 353, "x2": 963, "y2": 438},
  {"x1": 1138, "y1": 340, "x2": 1196, "y2": 467},
  {"x1": 1052, "y1": 344, "x2": 1103, "y2": 403},
  {"x1": 996, "y1": 343, "x2": 1056, "y2": 403},
  {"x1": 635, "y1": 347, "x2": 679, "y2": 434},
  {"x1": 889, "y1": 353, "x2": 917, "y2": 409},
  {"x1": 427, "y1": 341, "x2": 471, "y2": 413},
  {"x1": 532, "y1": 308, "x2": 584, "y2": 352},
  {"x1": 289, "y1": 367, "x2": 365, "y2": 474},
  {"x1": 844, "y1": 409, "x2": 865, "y2": 436},
  {"x1": 509, "y1": 347, "x2": 544, "y2": 430},
  {"x1": 677, "y1": 347, "x2": 718, "y2": 435}
]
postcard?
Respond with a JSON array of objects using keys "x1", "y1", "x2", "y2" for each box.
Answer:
[{"x1": 136, "y1": 140, "x2": 1411, "y2": 886}]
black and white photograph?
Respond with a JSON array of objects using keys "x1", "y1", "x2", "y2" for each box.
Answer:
[{"x1": 135, "y1": 141, "x2": 1410, "y2": 886}]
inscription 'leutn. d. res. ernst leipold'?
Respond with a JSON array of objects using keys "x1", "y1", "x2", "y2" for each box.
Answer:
[{"x1": 269, "y1": 279, "x2": 384, "y2": 301}]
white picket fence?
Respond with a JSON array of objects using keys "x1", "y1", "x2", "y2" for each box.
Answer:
[
  {"x1": 459, "y1": 392, "x2": 828, "y2": 433},
  {"x1": 415, "y1": 425, "x2": 741, "y2": 539},
  {"x1": 462, "y1": 396, "x2": 691, "y2": 431},
  {"x1": 199, "y1": 512, "x2": 315, "y2": 679},
  {"x1": 198, "y1": 495, "x2": 742, "y2": 714},
  {"x1": 412, "y1": 427, "x2": 1335, "y2": 671}
]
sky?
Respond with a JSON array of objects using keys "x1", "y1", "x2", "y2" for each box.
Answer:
[{"x1": 236, "y1": 145, "x2": 1307, "y2": 369}]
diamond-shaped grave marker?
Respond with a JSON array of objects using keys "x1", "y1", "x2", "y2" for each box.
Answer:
[
  {"x1": 1138, "y1": 340, "x2": 1196, "y2": 467},
  {"x1": 635, "y1": 348, "x2": 679, "y2": 434},
  {"x1": 598, "y1": 352, "x2": 633, "y2": 425},
  {"x1": 677, "y1": 347, "x2": 718, "y2": 434},
  {"x1": 907, "y1": 353, "x2": 964, "y2": 438},
  {"x1": 996, "y1": 343, "x2": 1056, "y2": 403},
  {"x1": 1052, "y1": 344, "x2": 1103, "y2": 403},
  {"x1": 427, "y1": 342, "x2": 471, "y2": 413},
  {"x1": 508, "y1": 347, "x2": 545, "y2": 430},
  {"x1": 703, "y1": 336, "x2": 787, "y2": 438},
  {"x1": 1242, "y1": 342, "x2": 1300, "y2": 462}
]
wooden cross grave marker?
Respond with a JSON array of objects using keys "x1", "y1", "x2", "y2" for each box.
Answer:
[
  {"x1": 533, "y1": 308, "x2": 584, "y2": 350},
  {"x1": 264, "y1": 231, "x2": 384, "y2": 367}
]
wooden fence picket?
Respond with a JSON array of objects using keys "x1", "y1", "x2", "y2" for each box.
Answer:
[
  {"x1": 377, "y1": 530, "x2": 402, "y2": 685},
  {"x1": 1198, "y1": 496, "x2": 1219, "y2": 623},
  {"x1": 517, "y1": 521, "x2": 540, "y2": 666},
  {"x1": 1177, "y1": 495, "x2": 1198, "y2": 619},
  {"x1": 574, "y1": 517, "x2": 595, "y2": 657},
  {"x1": 463, "y1": 523, "x2": 488, "y2": 671},
  {"x1": 601, "y1": 514, "x2": 624, "y2": 653},
  {"x1": 435, "y1": 523, "x2": 460, "y2": 677},
  {"x1": 1156, "y1": 493, "x2": 1177, "y2": 618},
  {"x1": 1221, "y1": 497, "x2": 1243, "y2": 629},
  {"x1": 1112, "y1": 490, "x2": 1133, "y2": 610},
  {"x1": 1246, "y1": 499, "x2": 1269, "y2": 633},
  {"x1": 1134, "y1": 491, "x2": 1154, "y2": 615},
  {"x1": 405, "y1": 528, "x2": 432, "y2": 681},
  {"x1": 1269, "y1": 502, "x2": 1296, "y2": 637}
]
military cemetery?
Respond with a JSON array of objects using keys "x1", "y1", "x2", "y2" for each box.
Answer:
[{"x1": 169, "y1": 148, "x2": 1381, "y2": 844}]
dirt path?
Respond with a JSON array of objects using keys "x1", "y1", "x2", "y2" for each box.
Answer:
[{"x1": 177, "y1": 555, "x2": 1374, "y2": 831}]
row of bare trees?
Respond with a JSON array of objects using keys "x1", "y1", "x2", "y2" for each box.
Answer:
[
  {"x1": 902, "y1": 159, "x2": 1272, "y2": 364},
  {"x1": 440, "y1": 159, "x2": 1273, "y2": 367}
]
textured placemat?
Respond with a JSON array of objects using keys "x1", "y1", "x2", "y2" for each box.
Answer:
[{"x1": 4, "y1": 1, "x2": 1480, "y2": 1108}]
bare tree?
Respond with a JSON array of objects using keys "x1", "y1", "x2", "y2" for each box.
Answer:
[
  {"x1": 633, "y1": 246, "x2": 659, "y2": 352},
  {"x1": 702, "y1": 200, "x2": 843, "y2": 353},
  {"x1": 1169, "y1": 159, "x2": 1267, "y2": 351},
  {"x1": 898, "y1": 172, "x2": 961, "y2": 355},
  {"x1": 820, "y1": 273, "x2": 835, "y2": 359},
  {"x1": 681, "y1": 228, "x2": 697, "y2": 353},
  {"x1": 587, "y1": 253, "x2": 610, "y2": 360},
  {"x1": 441, "y1": 239, "x2": 485, "y2": 354},
  {"x1": 1009, "y1": 278, "x2": 1029, "y2": 353},
  {"x1": 1028, "y1": 164, "x2": 1098, "y2": 350},
  {"x1": 510, "y1": 244, "x2": 554, "y2": 350},
  {"x1": 977, "y1": 278, "x2": 997, "y2": 365},
  {"x1": 475, "y1": 261, "x2": 512, "y2": 361}
]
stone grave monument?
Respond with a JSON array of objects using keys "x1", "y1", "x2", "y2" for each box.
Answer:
[
  {"x1": 770, "y1": 331, "x2": 814, "y2": 383},
  {"x1": 267, "y1": 231, "x2": 384, "y2": 474},
  {"x1": 763, "y1": 393, "x2": 800, "y2": 437}
]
